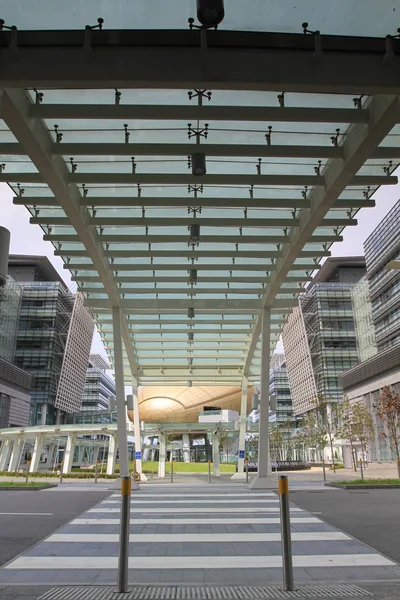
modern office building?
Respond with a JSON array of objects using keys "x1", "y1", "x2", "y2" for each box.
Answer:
[
  {"x1": 81, "y1": 354, "x2": 116, "y2": 412},
  {"x1": 364, "y1": 199, "x2": 400, "y2": 352},
  {"x1": 282, "y1": 257, "x2": 365, "y2": 415},
  {"x1": 8, "y1": 256, "x2": 94, "y2": 425},
  {"x1": 0, "y1": 277, "x2": 32, "y2": 429},
  {"x1": 269, "y1": 354, "x2": 295, "y2": 425}
]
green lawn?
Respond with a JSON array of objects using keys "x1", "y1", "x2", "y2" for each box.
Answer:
[
  {"x1": 119, "y1": 461, "x2": 236, "y2": 474},
  {"x1": 0, "y1": 481, "x2": 50, "y2": 487},
  {"x1": 337, "y1": 478, "x2": 400, "y2": 485}
]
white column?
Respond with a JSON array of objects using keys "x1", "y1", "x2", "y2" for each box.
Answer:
[
  {"x1": 0, "y1": 439, "x2": 12, "y2": 471},
  {"x1": 63, "y1": 435, "x2": 76, "y2": 474},
  {"x1": 112, "y1": 307, "x2": 129, "y2": 479},
  {"x1": 30, "y1": 435, "x2": 44, "y2": 473},
  {"x1": 251, "y1": 307, "x2": 275, "y2": 489},
  {"x1": 212, "y1": 432, "x2": 220, "y2": 476},
  {"x1": 231, "y1": 376, "x2": 248, "y2": 480},
  {"x1": 158, "y1": 433, "x2": 166, "y2": 478},
  {"x1": 107, "y1": 434, "x2": 118, "y2": 475},
  {"x1": 182, "y1": 433, "x2": 191, "y2": 463},
  {"x1": 131, "y1": 382, "x2": 148, "y2": 482},
  {"x1": 8, "y1": 438, "x2": 24, "y2": 472}
]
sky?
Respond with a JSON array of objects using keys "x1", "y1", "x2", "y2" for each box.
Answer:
[{"x1": 1, "y1": 179, "x2": 399, "y2": 359}]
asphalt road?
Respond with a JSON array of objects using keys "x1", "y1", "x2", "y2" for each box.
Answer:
[
  {"x1": 290, "y1": 488, "x2": 400, "y2": 563},
  {"x1": 0, "y1": 485, "x2": 111, "y2": 567}
]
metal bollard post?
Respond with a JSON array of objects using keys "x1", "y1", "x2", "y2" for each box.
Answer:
[
  {"x1": 25, "y1": 461, "x2": 30, "y2": 483},
  {"x1": 170, "y1": 460, "x2": 174, "y2": 483},
  {"x1": 117, "y1": 476, "x2": 131, "y2": 593},
  {"x1": 359, "y1": 458, "x2": 364, "y2": 481},
  {"x1": 208, "y1": 460, "x2": 211, "y2": 483},
  {"x1": 59, "y1": 461, "x2": 63, "y2": 484},
  {"x1": 322, "y1": 459, "x2": 326, "y2": 482},
  {"x1": 245, "y1": 458, "x2": 249, "y2": 483},
  {"x1": 95, "y1": 460, "x2": 98, "y2": 484},
  {"x1": 278, "y1": 475, "x2": 294, "y2": 592}
]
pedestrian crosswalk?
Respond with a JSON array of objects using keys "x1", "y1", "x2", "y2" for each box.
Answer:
[{"x1": 0, "y1": 483, "x2": 397, "y2": 586}]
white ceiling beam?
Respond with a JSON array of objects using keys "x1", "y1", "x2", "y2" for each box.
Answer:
[
  {"x1": 56, "y1": 249, "x2": 328, "y2": 259},
  {"x1": 0, "y1": 88, "x2": 138, "y2": 379},
  {"x1": 84, "y1": 298, "x2": 297, "y2": 310},
  {"x1": 73, "y1": 275, "x2": 310, "y2": 283},
  {"x1": 243, "y1": 94, "x2": 400, "y2": 376},
  {"x1": 67, "y1": 262, "x2": 319, "y2": 271},
  {"x1": 46, "y1": 233, "x2": 343, "y2": 244},
  {"x1": 4, "y1": 172, "x2": 395, "y2": 187},
  {"x1": 30, "y1": 104, "x2": 369, "y2": 123},
  {"x1": 1, "y1": 30, "x2": 400, "y2": 94},
  {"x1": 15, "y1": 196, "x2": 375, "y2": 210},
  {"x1": 100, "y1": 319, "x2": 261, "y2": 325},
  {"x1": 81, "y1": 286, "x2": 304, "y2": 296},
  {"x1": 35, "y1": 216, "x2": 357, "y2": 228}
]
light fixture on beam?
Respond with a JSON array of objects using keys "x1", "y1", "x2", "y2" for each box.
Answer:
[
  {"x1": 190, "y1": 223, "x2": 200, "y2": 243},
  {"x1": 188, "y1": 331, "x2": 194, "y2": 341},
  {"x1": 189, "y1": 269, "x2": 198, "y2": 284},
  {"x1": 188, "y1": 307, "x2": 195, "y2": 319},
  {"x1": 191, "y1": 153, "x2": 206, "y2": 176},
  {"x1": 197, "y1": 0, "x2": 225, "y2": 27},
  {"x1": 188, "y1": 380, "x2": 192, "y2": 387}
]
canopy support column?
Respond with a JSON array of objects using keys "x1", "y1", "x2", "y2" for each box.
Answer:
[
  {"x1": 231, "y1": 376, "x2": 248, "y2": 480},
  {"x1": 251, "y1": 307, "x2": 275, "y2": 489},
  {"x1": 112, "y1": 307, "x2": 129, "y2": 479}
]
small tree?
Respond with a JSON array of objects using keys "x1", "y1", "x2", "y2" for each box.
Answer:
[
  {"x1": 352, "y1": 401, "x2": 375, "y2": 463},
  {"x1": 373, "y1": 386, "x2": 400, "y2": 478},
  {"x1": 337, "y1": 396, "x2": 358, "y2": 471},
  {"x1": 310, "y1": 395, "x2": 341, "y2": 472}
]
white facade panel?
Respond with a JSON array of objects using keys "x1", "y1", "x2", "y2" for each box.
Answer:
[
  {"x1": 55, "y1": 293, "x2": 94, "y2": 413},
  {"x1": 282, "y1": 304, "x2": 318, "y2": 416}
]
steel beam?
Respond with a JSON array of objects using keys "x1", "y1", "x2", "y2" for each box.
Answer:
[
  {"x1": 84, "y1": 298, "x2": 297, "y2": 310},
  {"x1": 3, "y1": 171, "x2": 395, "y2": 187},
  {"x1": 46, "y1": 234, "x2": 343, "y2": 244},
  {"x1": 1, "y1": 30, "x2": 400, "y2": 94},
  {"x1": 30, "y1": 103, "x2": 369, "y2": 123},
  {"x1": 72, "y1": 275, "x2": 310, "y2": 283},
  {"x1": 14, "y1": 195, "x2": 375, "y2": 211},
  {"x1": 56, "y1": 249, "x2": 328, "y2": 259},
  {"x1": 244, "y1": 94, "x2": 400, "y2": 376},
  {"x1": 0, "y1": 88, "x2": 138, "y2": 378},
  {"x1": 80, "y1": 286, "x2": 304, "y2": 296},
  {"x1": 36, "y1": 217, "x2": 357, "y2": 227},
  {"x1": 67, "y1": 262, "x2": 319, "y2": 271}
]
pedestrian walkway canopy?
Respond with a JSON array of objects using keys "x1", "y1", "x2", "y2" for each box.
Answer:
[{"x1": 1, "y1": 2, "x2": 400, "y2": 390}]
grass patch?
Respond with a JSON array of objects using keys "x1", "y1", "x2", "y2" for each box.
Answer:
[
  {"x1": 336, "y1": 478, "x2": 400, "y2": 485},
  {"x1": 0, "y1": 481, "x2": 50, "y2": 487},
  {"x1": 116, "y1": 461, "x2": 236, "y2": 474}
]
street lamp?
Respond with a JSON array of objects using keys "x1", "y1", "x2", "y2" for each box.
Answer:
[{"x1": 196, "y1": 0, "x2": 225, "y2": 28}]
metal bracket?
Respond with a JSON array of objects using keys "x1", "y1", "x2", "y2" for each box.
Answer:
[{"x1": 188, "y1": 123, "x2": 209, "y2": 141}]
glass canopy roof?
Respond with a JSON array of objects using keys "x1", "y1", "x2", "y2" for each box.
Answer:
[{"x1": 1, "y1": 6, "x2": 399, "y2": 385}]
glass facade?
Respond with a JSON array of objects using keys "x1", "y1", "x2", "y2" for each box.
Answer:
[
  {"x1": 364, "y1": 200, "x2": 400, "y2": 352},
  {"x1": 81, "y1": 355, "x2": 116, "y2": 412},
  {"x1": 13, "y1": 281, "x2": 75, "y2": 424},
  {"x1": 351, "y1": 275, "x2": 377, "y2": 362},
  {"x1": 269, "y1": 354, "x2": 295, "y2": 425},
  {"x1": 0, "y1": 277, "x2": 22, "y2": 363}
]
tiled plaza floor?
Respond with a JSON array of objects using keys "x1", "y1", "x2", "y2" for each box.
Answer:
[{"x1": 1, "y1": 483, "x2": 400, "y2": 586}]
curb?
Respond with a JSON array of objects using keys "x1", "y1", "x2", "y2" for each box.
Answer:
[
  {"x1": 325, "y1": 482, "x2": 400, "y2": 489},
  {"x1": 0, "y1": 483, "x2": 58, "y2": 491}
]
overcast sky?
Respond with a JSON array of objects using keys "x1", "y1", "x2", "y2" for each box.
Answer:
[{"x1": 1, "y1": 180, "x2": 399, "y2": 359}]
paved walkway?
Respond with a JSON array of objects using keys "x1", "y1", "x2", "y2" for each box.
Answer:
[{"x1": 1, "y1": 482, "x2": 399, "y2": 587}]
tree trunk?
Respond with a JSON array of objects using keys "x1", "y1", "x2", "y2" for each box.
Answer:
[
  {"x1": 350, "y1": 439, "x2": 357, "y2": 471},
  {"x1": 330, "y1": 438, "x2": 336, "y2": 473}
]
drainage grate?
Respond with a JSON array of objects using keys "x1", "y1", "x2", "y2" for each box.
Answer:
[{"x1": 38, "y1": 584, "x2": 372, "y2": 600}]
